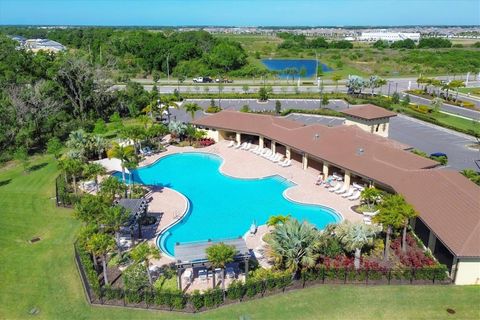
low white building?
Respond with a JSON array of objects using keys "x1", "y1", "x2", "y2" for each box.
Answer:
[
  {"x1": 24, "y1": 39, "x2": 66, "y2": 53},
  {"x1": 359, "y1": 31, "x2": 420, "y2": 42}
]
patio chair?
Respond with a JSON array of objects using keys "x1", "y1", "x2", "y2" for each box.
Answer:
[
  {"x1": 281, "y1": 159, "x2": 292, "y2": 167},
  {"x1": 342, "y1": 188, "x2": 355, "y2": 198},
  {"x1": 335, "y1": 185, "x2": 349, "y2": 194},
  {"x1": 198, "y1": 269, "x2": 208, "y2": 282},
  {"x1": 329, "y1": 183, "x2": 343, "y2": 192},
  {"x1": 227, "y1": 140, "x2": 235, "y2": 148},
  {"x1": 250, "y1": 145, "x2": 259, "y2": 153},
  {"x1": 349, "y1": 191, "x2": 361, "y2": 201}
]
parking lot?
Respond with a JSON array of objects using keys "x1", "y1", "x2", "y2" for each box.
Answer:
[{"x1": 286, "y1": 113, "x2": 479, "y2": 171}]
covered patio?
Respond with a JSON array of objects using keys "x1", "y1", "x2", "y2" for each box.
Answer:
[{"x1": 174, "y1": 238, "x2": 251, "y2": 293}]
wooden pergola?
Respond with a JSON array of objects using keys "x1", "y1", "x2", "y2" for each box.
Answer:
[{"x1": 174, "y1": 237, "x2": 251, "y2": 290}]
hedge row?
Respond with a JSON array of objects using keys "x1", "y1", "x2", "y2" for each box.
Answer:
[
  {"x1": 281, "y1": 108, "x2": 344, "y2": 117},
  {"x1": 301, "y1": 265, "x2": 449, "y2": 283},
  {"x1": 75, "y1": 244, "x2": 100, "y2": 295}
]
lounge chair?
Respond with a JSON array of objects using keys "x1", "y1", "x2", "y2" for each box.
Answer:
[
  {"x1": 349, "y1": 191, "x2": 361, "y2": 201},
  {"x1": 243, "y1": 142, "x2": 251, "y2": 150},
  {"x1": 232, "y1": 141, "x2": 241, "y2": 149},
  {"x1": 335, "y1": 185, "x2": 349, "y2": 194},
  {"x1": 268, "y1": 153, "x2": 277, "y2": 161},
  {"x1": 342, "y1": 188, "x2": 355, "y2": 198},
  {"x1": 281, "y1": 159, "x2": 292, "y2": 167},
  {"x1": 250, "y1": 145, "x2": 259, "y2": 153},
  {"x1": 273, "y1": 155, "x2": 283, "y2": 163},
  {"x1": 329, "y1": 183, "x2": 343, "y2": 192},
  {"x1": 237, "y1": 142, "x2": 247, "y2": 149},
  {"x1": 262, "y1": 150, "x2": 272, "y2": 158},
  {"x1": 253, "y1": 147, "x2": 263, "y2": 154},
  {"x1": 227, "y1": 140, "x2": 235, "y2": 148}
]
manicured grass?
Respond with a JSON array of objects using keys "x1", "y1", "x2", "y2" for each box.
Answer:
[
  {"x1": 0, "y1": 156, "x2": 479, "y2": 319},
  {"x1": 458, "y1": 87, "x2": 480, "y2": 98}
]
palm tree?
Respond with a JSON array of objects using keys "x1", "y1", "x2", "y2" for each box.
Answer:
[
  {"x1": 130, "y1": 242, "x2": 161, "y2": 285},
  {"x1": 59, "y1": 157, "x2": 84, "y2": 195},
  {"x1": 102, "y1": 205, "x2": 130, "y2": 256},
  {"x1": 332, "y1": 74, "x2": 342, "y2": 93},
  {"x1": 431, "y1": 97, "x2": 443, "y2": 113},
  {"x1": 92, "y1": 135, "x2": 108, "y2": 160},
  {"x1": 106, "y1": 142, "x2": 136, "y2": 184},
  {"x1": 78, "y1": 224, "x2": 99, "y2": 269},
  {"x1": 87, "y1": 233, "x2": 115, "y2": 285},
  {"x1": 205, "y1": 243, "x2": 236, "y2": 294},
  {"x1": 99, "y1": 176, "x2": 127, "y2": 200},
  {"x1": 159, "y1": 96, "x2": 179, "y2": 124},
  {"x1": 83, "y1": 162, "x2": 106, "y2": 192},
  {"x1": 360, "y1": 187, "x2": 382, "y2": 211},
  {"x1": 66, "y1": 129, "x2": 88, "y2": 153},
  {"x1": 373, "y1": 194, "x2": 413, "y2": 260},
  {"x1": 335, "y1": 221, "x2": 381, "y2": 269},
  {"x1": 266, "y1": 219, "x2": 319, "y2": 279},
  {"x1": 120, "y1": 126, "x2": 146, "y2": 155},
  {"x1": 183, "y1": 102, "x2": 203, "y2": 121},
  {"x1": 266, "y1": 214, "x2": 291, "y2": 227}
]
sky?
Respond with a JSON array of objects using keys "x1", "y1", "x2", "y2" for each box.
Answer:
[{"x1": 0, "y1": 0, "x2": 479, "y2": 26}]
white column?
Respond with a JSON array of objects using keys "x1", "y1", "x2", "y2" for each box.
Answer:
[
  {"x1": 286, "y1": 147, "x2": 291, "y2": 160},
  {"x1": 272, "y1": 141, "x2": 276, "y2": 154},
  {"x1": 259, "y1": 136, "x2": 264, "y2": 148},
  {"x1": 323, "y1": 162, "x2": 329, "y2": 177},
  {"x1": 302, "y1": 153, "x2": 308, "y2": 170},
  {"x1": 344, "y1": 170, "x2": 351, "y2": 187},
  {"x1": 236, "y1": 132, "x2": 241, "y2": 144}
]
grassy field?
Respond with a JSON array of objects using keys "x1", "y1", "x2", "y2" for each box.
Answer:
[
  {"x1": 0, "y1": 156, "x2": 479, "y2": 320},
  {"x1": 458, "y1": 87, "x2": 480, "y2": 98},
  {"x1": 214, "y1": 34, "x2": 480, "y2": 79}
]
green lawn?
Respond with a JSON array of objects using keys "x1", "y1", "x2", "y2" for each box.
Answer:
[
  {"x1": 0, "y1": 156, "x2": 479, "y2": 320},
  {"x1": 458, "y1": 87, "x2": 480, "y2": 98}
]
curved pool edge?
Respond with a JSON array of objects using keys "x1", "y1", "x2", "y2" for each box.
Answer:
[
  {"x1": 144, "y1": 150, "x2": 343, "y2": 257},
  {"x1": 154, "y1": 186, "x2": 191, "y2": 259}
]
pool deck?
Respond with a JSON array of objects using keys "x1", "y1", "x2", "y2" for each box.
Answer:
[{"x1": 144, "y1": 142, "x2": 362, "y2": 272}]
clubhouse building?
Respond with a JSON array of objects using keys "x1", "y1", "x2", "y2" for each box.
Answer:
[{"x1": 193, "y1": 106, "x2": 480, "y2": 285}]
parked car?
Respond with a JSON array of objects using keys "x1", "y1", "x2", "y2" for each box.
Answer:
[
  {"x1": 215, "y1": 78, "x2": 233, "y2": 83},
  {"x1": 193, "y1": 76, "x2": 213, "y2": 83},
  {"x1": 430, "y1": 152, "x2": 448, "y2": 158}
]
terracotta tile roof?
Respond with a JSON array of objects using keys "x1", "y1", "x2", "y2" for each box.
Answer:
[
  {"x1": 194, "y1": 111, "x2": 480, "y2": 257},
  {"x1": 341, "y1": 104, "x2": 397, "y2": 120}
]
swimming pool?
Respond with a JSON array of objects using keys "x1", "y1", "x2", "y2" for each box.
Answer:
[{"x1": 120, "y1": 152, "x2": 341, "y2": 256}]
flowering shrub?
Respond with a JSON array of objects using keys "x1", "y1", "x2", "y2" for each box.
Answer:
[
  {"x1": 391, "y1": 235, "x2": 435, "y2": 268},
  {"x1": 197, "y1": 138, "x2": 215, "y2": 147}
]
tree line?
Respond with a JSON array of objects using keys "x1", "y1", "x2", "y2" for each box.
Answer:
[{"x1": 0, "y1": 28, "x2": 252, "y2": 79}]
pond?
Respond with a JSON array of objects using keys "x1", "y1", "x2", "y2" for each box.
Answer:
[{"x1": 261, "y1": 59, "x2": 332, "y2": 79}]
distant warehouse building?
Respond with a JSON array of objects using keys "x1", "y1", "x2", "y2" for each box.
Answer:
[
  {"x1": 24, "y1": 39, "x2": 66, "y2": 53},
  {"x1": 359, "y1": 31, "x2": 421, "y2": 42}
]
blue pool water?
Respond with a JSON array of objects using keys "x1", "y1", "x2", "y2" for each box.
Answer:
[
  {"x1": 117, "y1": 153, "x2": 340, "y2": 256},
  {"x1": 261, "y1": 59, "x2": 332, "y2": 79}
]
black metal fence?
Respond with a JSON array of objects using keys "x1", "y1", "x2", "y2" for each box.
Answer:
[{"x1": 73, "y1": 243, "x2": 452, "y2": 313}]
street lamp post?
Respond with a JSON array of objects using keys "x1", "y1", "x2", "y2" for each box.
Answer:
[{"x1": 166, "y1": 53, "x2": 170, "y2": 83}]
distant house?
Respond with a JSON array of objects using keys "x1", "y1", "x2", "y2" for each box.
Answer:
[
  {"x1": 24, "y1": 39, "x2": 66, "y2": 53},
  {"x1": 9, "y1": 35, "x2": 66, "y2": 53}
]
